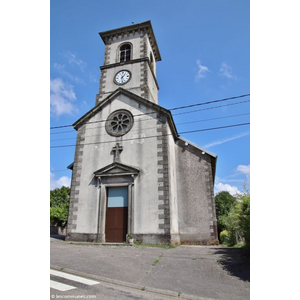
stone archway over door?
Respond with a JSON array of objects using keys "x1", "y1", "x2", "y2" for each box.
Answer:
[{"x1": 105, "y1": 186, "x2": 128, "y2": 242}]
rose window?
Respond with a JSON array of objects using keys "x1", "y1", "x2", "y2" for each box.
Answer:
[{"x1": 105, "y1": 109, "x2": 134, "y2": 137}]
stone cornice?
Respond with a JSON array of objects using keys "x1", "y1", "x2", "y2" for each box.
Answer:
[
  {"x1": 100, "y1": 57, "x2": 147, "y2": 70},
  {"x1": 100, "y1": 58, "x2": 159, "y2": 90},
  {"x1": 99, "y1": 21, "x2": 161, "y2": 61}
]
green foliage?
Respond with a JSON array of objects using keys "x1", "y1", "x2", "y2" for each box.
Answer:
[
  {"x1": 152, "y1": 253, "x2": 163, "y2": 266},
  {"x1": 134, "y1": 243, "x2": 177, "y2": 249},
  {"x1": 215, "y1": 188, "x2": 250, "y2": 249},
  {"x1": 226, "y1": 206, "x2": 242, "y2": 246},
  {"x1": 237, "y1": 190, "x2": 250, "y2": 249},
  {"x1": 215, "y1": 191, "x2": 237, "y2": 238},
  {"x1": 215, "y1": 191, "x2": 237, "y2": 216},
  {"x1": 220, "y1": 230, "x2": 229, "y2": 244},
  {"x1": 50, "y1": 186, "x2": 70, "y2": 227}
]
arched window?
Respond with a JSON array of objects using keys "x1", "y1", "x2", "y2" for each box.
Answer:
[
  {"x1": 119, "y1": 44, "x2": 131, "y2": 62},
  {"x1": 150, "y1": 52, "x2": 154, "y2": 72}
]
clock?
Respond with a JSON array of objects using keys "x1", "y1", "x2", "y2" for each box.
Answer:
[{"x1": 114, "y1": 70, "x2": 131, "y2": 85}]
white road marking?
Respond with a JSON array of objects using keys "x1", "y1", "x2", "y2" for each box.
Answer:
[
  {"x1": 50, "y1": 269, "x2": 99, "y2": 285},
  {"x1": 50, "y1": 280, "x2": 76, "y2": 291}
]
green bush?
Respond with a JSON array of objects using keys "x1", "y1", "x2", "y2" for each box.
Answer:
[
  {"x1": 220, "y1": 230, "x2": 229, "y2": 244},
  {"x1": 238, "y1": 193, "x2": 250, "y2": 250},
  {"x1": 50, "y1": 186, "x2": 70, "y2": 227},
  {"x1": 216, "y1": 186, "x2": 250, "y2": 249}
]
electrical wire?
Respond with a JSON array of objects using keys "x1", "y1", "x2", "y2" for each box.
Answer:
[
  {"x1": 50, "y1": 93, "x2": 250, "y2": 129},
  {"x1": 50, "y1": 122, "x2": 250, "y2": 148},
  {"x1": 50, "y1": 112, "x2": 250, "y2": 142},
  {"x1": 50, "y1": 99, "x2": 250, "y2": 135}
]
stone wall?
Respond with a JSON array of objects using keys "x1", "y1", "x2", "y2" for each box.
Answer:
[{"x1": 175, "y1": 139, "x2": 218, "y2": 243}]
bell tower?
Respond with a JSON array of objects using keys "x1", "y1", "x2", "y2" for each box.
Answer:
[{"x1": 95, "y1": 21, "x2": 161, "y2": 105}]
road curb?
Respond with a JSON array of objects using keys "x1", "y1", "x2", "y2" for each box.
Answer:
[{"x1": 50, "y1": 265, "x2": 216, "y2": 300}]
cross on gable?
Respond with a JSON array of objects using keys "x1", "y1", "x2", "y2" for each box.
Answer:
[{"x1": 112, "y1": 143, "x2": 123, "y2": 162}]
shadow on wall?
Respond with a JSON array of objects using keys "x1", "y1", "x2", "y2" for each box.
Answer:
[
  {"x1": 213, "y1": 248, "x2": 250, "y2": 282},
  {"x1": 50, "y1": 225, "x2": 67, "y2": 240}
]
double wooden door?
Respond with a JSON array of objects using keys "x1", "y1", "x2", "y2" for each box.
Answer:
[{"x1": 105, "y1": 187, "x2": 128, "y2": 242}]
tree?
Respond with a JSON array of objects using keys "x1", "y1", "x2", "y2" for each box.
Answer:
[
  {"x1": 237, "y1": 189, "x2": 250, "y2": 249},
  {"x1": 215, "y1": 191, "x2": 237, "y2": 239},
  {"x1": 225, "y1": 205, "x2": 243, "y2": 246},
  {"x1": 50, "y1": 186, "x2": 70, "y2": 227}
]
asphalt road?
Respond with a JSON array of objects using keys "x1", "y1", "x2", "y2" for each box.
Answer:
[
  {"x1": 50, "y1": 236, "x2": 249, "y2": 300},
  {"x1": 50, "y1": 270, "x2": 189, "y2": 300}
]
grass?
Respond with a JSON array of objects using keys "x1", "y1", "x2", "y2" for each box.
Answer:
[
  {"x1": 152, "y1": 253, "x2": 163, "y2": 266},
  {"x1": 220, "y1": 242, "x2": 246, "y2": 248},
  {"x1": 233, "y1": 243, "x2": 245, "y2": 248},
  {"x1": 134, "y1": 243, "x2": 177, "y2": 249}
]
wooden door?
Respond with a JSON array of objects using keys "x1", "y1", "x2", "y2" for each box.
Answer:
[{"x1": 105, "y1": 187, "x2": 128, "y2": 242}]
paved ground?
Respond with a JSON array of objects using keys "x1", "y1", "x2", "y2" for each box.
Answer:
[
  {"x1": 50, "y1": 236, "x2": 249, "y2": 300},
  {"x1": 51, "y1": 268, "x2": 184, "y2": 300}
]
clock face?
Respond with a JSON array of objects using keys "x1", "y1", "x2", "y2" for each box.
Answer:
[{"x1": 114, "y1": 70, "x2": 131, "y2": 85}]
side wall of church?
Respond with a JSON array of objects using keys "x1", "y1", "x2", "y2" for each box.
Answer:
[{"x1": 175, "y1": 139, "x2": 218, "y2": 243}]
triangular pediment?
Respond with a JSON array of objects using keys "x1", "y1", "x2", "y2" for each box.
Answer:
[
  {"x1": 72, "y1": 88, "x2": 178, "y2": 138},
  {"x1": 94, "y1": 162, "x2": 139, "y2": 178}
]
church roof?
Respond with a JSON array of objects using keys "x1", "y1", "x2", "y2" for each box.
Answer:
[
  {"x1": 178, "y1": 136, "x2": 217, "y2": 158},
  {"x1": 99, "y1": 20, "x2": 161, "y2": 61}
]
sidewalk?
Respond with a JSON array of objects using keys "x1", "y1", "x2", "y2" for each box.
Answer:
[{"x1": 50, "y1": 237, "x2": 249, "y2": 300}]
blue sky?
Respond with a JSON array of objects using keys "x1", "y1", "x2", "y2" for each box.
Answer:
[{"x1": 50, "y1": 0, "x2": 250, "y2": 195}]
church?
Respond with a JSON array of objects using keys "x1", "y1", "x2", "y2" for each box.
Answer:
[{"x1": 66, "y1": 21, "x2": 218, "y2": 245}]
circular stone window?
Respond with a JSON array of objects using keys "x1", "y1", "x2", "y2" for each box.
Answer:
[{"x1": 105, "y1": 109, "x2": 134, "y2": 137}]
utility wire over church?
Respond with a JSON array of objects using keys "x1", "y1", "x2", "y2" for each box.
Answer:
[{"x1": 66, "y1": 21, "x2": 218, "y2": 245}]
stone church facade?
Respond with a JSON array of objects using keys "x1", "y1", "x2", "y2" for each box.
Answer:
[{"x1": 66, "y1": 21, "x2": 218, "y2": 245}]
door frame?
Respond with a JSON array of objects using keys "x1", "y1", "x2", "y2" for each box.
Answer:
[
  {"x1": 94, "y1": 162, "x2": 139, "y2": 243},
  {"x1": 105, "y1": 186, "x2": 129, "y2": 242},
  {"x1": 97, "y1": 182, "x2": 134, "y2": 243}
]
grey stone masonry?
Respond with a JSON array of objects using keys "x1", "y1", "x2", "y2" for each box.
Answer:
[
  {"x1": 140, "y1": 33, "x2": 147, "y2": 58},
  {"x1": 140, "y1": 34, "x2": 149, "y2": 100},
  {"x1": 204, "y1": 156, "x2": 218, "y2": 239},
  {"x1": 66, "y1": 125, "x2": 86, "y2": 237},
  {"x1": 140, "y1": 60, "x2": 149, "y2": 100},
  {"x1": 156, "y1": 120, "x2": 171, "y2": 236},
  {"x1": 96, "y1": 69, "x2": 108, "y2": 104},
  {"x1": 103, "y1": 44, "x2": 111, "y2": 65}
]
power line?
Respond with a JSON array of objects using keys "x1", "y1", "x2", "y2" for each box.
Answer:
[
  {"x1": 50, "y1": 99, "x2": 250, "y2": 135},
  {"x1": 50, "y1": 130, "x2": 75, "y2": 135},
  {"x1": 50, "y1": 122, "x2": 250, "y2": 148},
  {"x1": 51, "y1": 112, "x2": 250, "y2": 142},
  {"x1": 168, "y1": 94, "x2": 250, "y2": 111},
  {"x1": 176, "y1": 112, "x2": 250, "y2": 125},
  {"x1": 179, "y1": 123, "x2": 250, "y2": 135},
  {"x1": 50, "y1": 93, "x2": 250, "y2": 129},
  {"x1": 172, "y1": 100, "x2": 249, "y2": 116}
]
